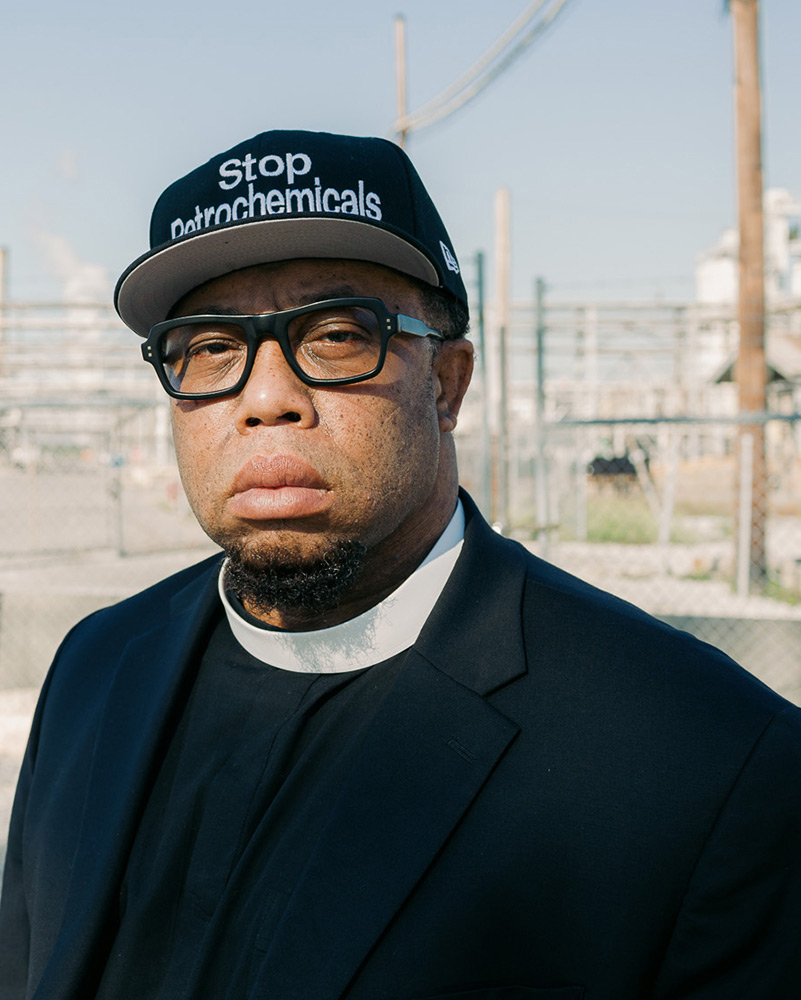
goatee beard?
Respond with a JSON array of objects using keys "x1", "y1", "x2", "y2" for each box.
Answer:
[{"x1": 223, "y1": 538, "x2": 367, "y2": 622}]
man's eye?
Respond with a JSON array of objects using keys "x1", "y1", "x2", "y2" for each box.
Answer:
[
  {"x1": 164, "y1": 326, "x2": 246, "y2": 364},
  {"x1": 298, "y1": 320, "x2": 374, "y2": 348},
  {"x1": 315, "y1": 325, "x2": 368, "y2": 344},
  {"x1": 187, "y1": 337, "x2": 241, "y2": 357}
]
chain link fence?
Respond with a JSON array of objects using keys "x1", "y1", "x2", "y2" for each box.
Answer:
[
  {"x1": 0, "y1": 399, "x2": 217, "y2": 686},
  {"x1": 2, "y1": 296, "x2": 801, "y2": 703},
  {"x1": 0, "y1": 303, "x2": 218, "y2": 693}
]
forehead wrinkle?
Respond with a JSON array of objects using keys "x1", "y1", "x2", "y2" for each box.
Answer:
[
  {"x1": 291, "y1": 283, "x2": 359, "y2": 307},
  {"x1": 176, "y1": 283, "x2": 366, "y2": 319}
]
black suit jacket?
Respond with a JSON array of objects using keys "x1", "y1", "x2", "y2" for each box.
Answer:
[{"x1": 2, "y1": 494, "x2": 801, "y2": 1000}]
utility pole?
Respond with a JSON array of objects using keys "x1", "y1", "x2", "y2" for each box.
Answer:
[
  {"x1": 475, "y1": 251, "x2": 492, "y2": 517},
  {"x1": 534, "y1": 277, "x2": 550, "y2": 557},
  {"x1": 394, "y1": 15, "x2": 408, "y2": 149},
  {"x1": 731, "y1": 0, "x2": 767, "y2": 589},
  {"x1": 492, "y1": 188, "x2": 511, "y2": 530}
]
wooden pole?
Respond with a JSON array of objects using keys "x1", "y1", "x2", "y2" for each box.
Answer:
[
  {"x1": 395, "y1": 15, "x2": 408, "y2": 148},
  {"x1": 732, "y1": 0, "x2": 767, "y2": 588},
  {"x1": 475, "y1": 251, "x2": 492, "y2": 517},
  {"x1": 492, "y1": 188, "x2": 511, "y2": 530},
  {"x1": 534, "y1": 278, "x2": 549, "y2": 554}
]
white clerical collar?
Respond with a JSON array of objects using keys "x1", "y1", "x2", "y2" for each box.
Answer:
[{"x1": 219, "y1": 500, "x2": 465, "y2": 673}]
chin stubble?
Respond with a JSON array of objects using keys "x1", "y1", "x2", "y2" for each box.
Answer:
[{"x1": 223, "y1": 538, "x2": 368, "y2": 619}]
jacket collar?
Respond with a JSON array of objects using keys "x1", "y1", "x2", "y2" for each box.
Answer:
[{"x1": 414, "y1": 490, "x2": 530, "y2": 696}]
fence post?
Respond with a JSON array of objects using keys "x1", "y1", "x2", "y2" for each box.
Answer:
[
  {"x1": 737, "y1": 431, "x2": 754, "y2": 596},
  {"x1": 658, "y1": 431, "x2": 680, "y2": 572}
]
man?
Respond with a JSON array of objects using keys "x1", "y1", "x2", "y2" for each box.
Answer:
[{"x1": 1, "y1": 130, "x2": 800, "y2": 1000}]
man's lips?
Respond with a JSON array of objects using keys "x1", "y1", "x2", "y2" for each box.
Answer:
[
  {"x1": 229, "y1": 455, "x2": 332, "y2": 520},
  {"x1": 232, "y1": 454, "x2": 327, "y2": 492}
]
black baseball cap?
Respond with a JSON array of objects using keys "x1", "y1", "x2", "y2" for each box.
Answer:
[{"x1": 115, "y1": 129, "x2": 467, "y2": 336}]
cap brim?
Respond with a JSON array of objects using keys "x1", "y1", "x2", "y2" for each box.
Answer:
[{"x1": 115, "y1": 217, "x2": 441, "y2": 337}]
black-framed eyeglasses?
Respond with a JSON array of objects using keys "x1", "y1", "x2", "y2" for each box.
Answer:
[{"x1": 141, "y1": 296, "x2": 444, "y2": 400}]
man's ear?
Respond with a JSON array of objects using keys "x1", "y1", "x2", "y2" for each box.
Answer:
[{"x1": 434, "y1": 339, "x2": 474, "y2": 434}]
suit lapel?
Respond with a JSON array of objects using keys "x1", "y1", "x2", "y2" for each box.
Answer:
[
  {"x1": 253, "y1": 498, "x2": 530, "y2": 998},
  {"x1": 33, "y1": 562, "x2": 222, "y2": 1000},
  {"x1": 253, "y1": 651, "x2": 519, "y2": 999},
  {"x1": 415, "y1": 491, "x2": 530, "y2": 696}
]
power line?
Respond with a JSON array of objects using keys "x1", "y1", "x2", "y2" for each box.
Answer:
[{"x1": 391, "y1": 0, "x2": 571, "y2": 139}]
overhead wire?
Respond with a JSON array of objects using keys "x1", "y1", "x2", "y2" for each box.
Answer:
[
  {"x1": 398, "y1": 0, "x2": 552, "y2": 128},
  {"x1": 391, "y1": 0, "x2": 571, "y2": 138}
]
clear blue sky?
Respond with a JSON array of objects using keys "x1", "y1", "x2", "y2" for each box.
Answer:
[{"x1": 2, "y1": 0, "x2": 799, "y2": 306}]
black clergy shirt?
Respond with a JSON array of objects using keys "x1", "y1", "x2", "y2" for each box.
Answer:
[{"x1": 96, "y1": 613, "x2": 407, "y2": 1000}]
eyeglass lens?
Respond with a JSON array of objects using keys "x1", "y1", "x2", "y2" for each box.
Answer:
[{"x1": 160, "y1": 304, "x2": 385, "y2": 394}]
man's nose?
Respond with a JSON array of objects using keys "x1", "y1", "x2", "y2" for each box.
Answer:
[{"x1": 233, "y1": 340, "x2": 317, "y2": 430}]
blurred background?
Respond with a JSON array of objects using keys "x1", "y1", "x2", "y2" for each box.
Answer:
[{"x1": 2, "y1": 0, "x2": 801, "y2": 854}]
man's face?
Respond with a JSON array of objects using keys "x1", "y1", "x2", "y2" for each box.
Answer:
[{"x1": 168, "y1": 259, "x2": 473, "y2": 626}]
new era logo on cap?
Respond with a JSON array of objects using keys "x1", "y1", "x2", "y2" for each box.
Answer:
[
  {"x1": 115, "y1": 130, "x2": 468, "y2": 337},
  {"x1": 440, "y1": 241, "x2": 460, "y2": 274}
]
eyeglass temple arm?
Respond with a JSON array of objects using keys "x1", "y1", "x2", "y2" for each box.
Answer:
[{"x1": 396, "y1": 314, "x2": 444, "y2": 340}]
